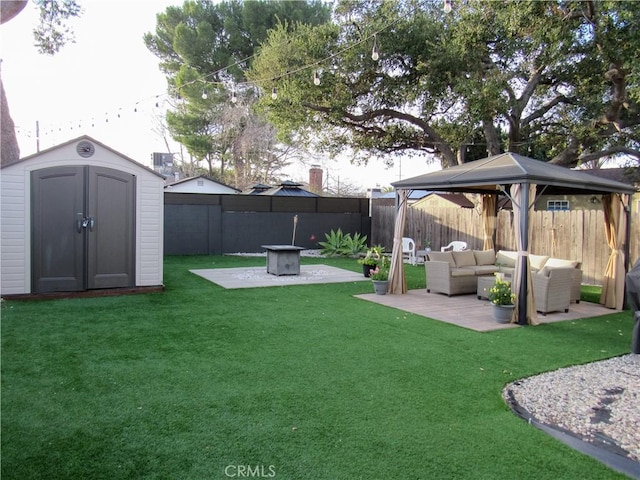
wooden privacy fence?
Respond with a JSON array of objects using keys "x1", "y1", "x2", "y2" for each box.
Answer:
[{"x1": 372, "y1": 205, "x2": 640, "y2": 286}]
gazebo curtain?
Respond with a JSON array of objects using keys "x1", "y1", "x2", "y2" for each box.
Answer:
[
  {"x1": 600, "y1": 194, "x2": 627, "y2": 309},
  {"x1": 510, "y1": 184, "x2": 538, "y2": 325},
  {"x1": 388, "y1": 189, "x2": 409, "y2": 294},
  {"x1": 481, "y1": 194, "x2": 497, "y2": 251}
]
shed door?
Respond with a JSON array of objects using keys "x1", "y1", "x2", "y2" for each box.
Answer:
[{"x1": 31, "y1": 166, "x2": 135, "y2": 293}]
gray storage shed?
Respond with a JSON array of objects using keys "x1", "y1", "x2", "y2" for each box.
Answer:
[{"x1": 1, "y1": 135, "x2": 165, "y2": 296}]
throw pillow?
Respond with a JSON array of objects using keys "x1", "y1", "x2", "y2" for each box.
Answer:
[
  {"x1": 473, "y1": 249, "x2": 496, "y2": 266},
  {"x1": 496, "y1": 250, "x2": 517, "y2": 268},
  {"x1": 452, "y1": 250, "x2": 476, "y2": 267},
  {"x1": 529, "y1": 254, "x2": 550, "y2": 270},
  {"x1": 427, "y1": 251, "x2": 456, "y2": 267},
  {"x1": 545, "y1": 258, "x2": 577, "y2": 268}
]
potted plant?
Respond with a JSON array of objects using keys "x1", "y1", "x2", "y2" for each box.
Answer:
[
  {"x1": 358, "y1": 245, "x2": 385, "y2": 277},
  {"x1": 369, "y1": 256, "x2": 390, "y2": 295},
  {"x1": 424, "y1": 239, "x2": 432, "y2": 252},
  {"x1": 488, "y1": 274, "x2": 516, "y2": 322}
]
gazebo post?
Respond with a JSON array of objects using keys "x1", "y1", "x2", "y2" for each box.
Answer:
[{"x1": 518, "y1": 182, "x2": 530, "y2": 325}]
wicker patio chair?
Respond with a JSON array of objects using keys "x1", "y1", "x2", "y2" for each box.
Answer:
[{"x1": 532, "y1": 267, "x2": 574, "y2": 315}]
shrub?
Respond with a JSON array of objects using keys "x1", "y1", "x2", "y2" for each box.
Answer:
[{"x1": 318, "y1": 229, "x2": 368, "y2": 258}]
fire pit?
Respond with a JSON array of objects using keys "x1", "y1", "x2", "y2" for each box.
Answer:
[{"x1": 261, "y1": 245, "x2": 305, "y2": 276}]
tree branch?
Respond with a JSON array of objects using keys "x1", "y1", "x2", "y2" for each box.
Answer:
[
  {"x1": 522, "y1": 94, "x2": 576, "y2": 125},
  {"x1": 302, "y1": 103, "x2": 458, "y2": 166},
  {"x1": 578, "y1": 146, "x2": 640, "y2": 164}
]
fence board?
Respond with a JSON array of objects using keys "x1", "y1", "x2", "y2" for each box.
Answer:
[{"x1": 372, "y1": 205, "x2": 639, "y2": 286}]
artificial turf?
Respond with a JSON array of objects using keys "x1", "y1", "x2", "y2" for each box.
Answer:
[{"x1": 1, "y1": 256, "x2": 634, "y2": 479}]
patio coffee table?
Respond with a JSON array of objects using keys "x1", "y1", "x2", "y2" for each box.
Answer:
[
  {"x1": 477, "y1": 276, "x2": 496, "y2": 300},
  {"x1": 477, "y1": 274, "x2": 512, "y2": 299}
]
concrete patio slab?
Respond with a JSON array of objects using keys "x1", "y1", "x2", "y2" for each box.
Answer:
[{"x1": 191, "y1": 265, "x2": 368, "y2": 289}]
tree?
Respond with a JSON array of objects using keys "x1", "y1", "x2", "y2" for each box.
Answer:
[
  {"x1": 1, "y1": 0, "x2": 81, "y2": 166},
  {"x1": 249, "y1": 0, "x2": 639, "y2": 169},
  {"x1": 144, "y1": 0, "x2": 331, "y2": 187}
]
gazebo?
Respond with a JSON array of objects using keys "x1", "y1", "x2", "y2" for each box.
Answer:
[{"x1": 389, "y1": 152, "x2": 637, "y2": 325}]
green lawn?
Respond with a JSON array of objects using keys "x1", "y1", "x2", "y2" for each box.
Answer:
[{"x1": 1, "y1": 256, "x2": 634, "y2": 479}]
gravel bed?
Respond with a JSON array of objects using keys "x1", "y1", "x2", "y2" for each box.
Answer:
[
  {"x1": 504, "y1": 354, "x2": 640, "y2": 462},
  {"x1": 227, "y1": 249, "x2": 325, "y2": 258}
]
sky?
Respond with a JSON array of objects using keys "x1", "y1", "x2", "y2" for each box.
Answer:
[{"x1": 0, "y1": 0, "x2": 437, "y2": 190}]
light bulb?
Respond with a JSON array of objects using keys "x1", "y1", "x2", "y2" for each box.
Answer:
[
  {"x1": 371, "y1": 36, "x2": 379, "y2": 61},
  {"x1": 231, "y1": 90, "x2": 237, "y2": 103},
  {"x1": 271, "y1": 87, "x2": 278, "y2": 100},
  {"x1": 443, "y1": 0, "x2": 452, "y2": 13},
  {"x1": 313, "y1": 70, "x2": 320, "y2": 86},
  {"x1": 202, "y1": 91, "x2": 208, "y2": 100}
]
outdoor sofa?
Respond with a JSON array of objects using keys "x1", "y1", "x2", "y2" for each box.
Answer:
[{"x1": 424, "y1": 249, "x2": 583, "y2": 307}]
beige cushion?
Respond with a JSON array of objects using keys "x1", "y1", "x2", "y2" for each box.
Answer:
[
  {"x1": 470, "y1": 265, "x2": 500, "y2": 276},
  {"x1": 496, "y1": 250, "x2": 518, "y2": 268},
  {"x1": 474, "y1": 249, "x2": 496, "y2": 266},
  {"x1": 427, "y1": 251, "x2": 456, "y2": 267},
  {"x1": 451, "y1": 268, "x2": 476, "y2": 277},
  {"x1": 529, "y1": 254, "x2": 549, "y2": 270},
  {"x1": 545, "y1": 257, "x2": 577, "y2": 268},
  {"x1": 452, "y1": 250, "x2": 476, "y2": 267}
]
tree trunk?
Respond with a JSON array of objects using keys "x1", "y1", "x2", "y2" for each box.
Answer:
[
  {"x1": 1, "y1": 69, "x2": 20, "y2": 167},
  {"x1": 1, "y1": 1, "x2": 28, "y2": 167},
  {"x1": 0, "y1": 1, "x2": 28, "y2": 25},
  {"x1": 483, "y1": 119, "x2": 501, "y2": 156}
]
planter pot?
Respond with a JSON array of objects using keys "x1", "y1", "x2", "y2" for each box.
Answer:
[
  {"x1": 372, "y1": 280, "x2": 389, "y2": 295},
  {"x1": 492, "y1": 304, "x2": 515, "y2": 322},
  {"x1": 362, "y1": 264, "x2": 376, "y2": 277}
]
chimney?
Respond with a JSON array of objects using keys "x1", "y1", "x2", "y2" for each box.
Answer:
[{"x1": 309, "y1": 165, "x2": 323, "y2": 194}]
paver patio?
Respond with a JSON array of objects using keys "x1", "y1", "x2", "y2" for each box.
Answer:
[{"x1": 355, "y1": 289, "x2": 619, "y2": 332}]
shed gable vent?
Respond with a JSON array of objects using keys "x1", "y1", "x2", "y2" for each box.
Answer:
[{"x1": 76, "y1": 141, "x2": 95, "y2": 158}]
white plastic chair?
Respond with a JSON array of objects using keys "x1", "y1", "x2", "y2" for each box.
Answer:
[
  {"x1": 402, "y1": 237, "x2": 417, "y2": 265},
  {"x1": 441, "y1": 241, "x2": 467, "y2": 252}
]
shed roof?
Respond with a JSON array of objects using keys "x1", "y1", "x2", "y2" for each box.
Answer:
[
  {"x1": 5, "y1": 135, "x2": 164, "y2": 178},
  {"x1": 392, "y1": 152, "x2": 637, "y2": 195}
]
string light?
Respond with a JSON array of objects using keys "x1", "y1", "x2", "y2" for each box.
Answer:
[
  {"x1": 443, "y1": 0, "x2": 453, "y2": 13},
  {"x1": 15, "y1": 6, "x2": 415, "y2": 140},
  {"x1": 371, "y1": 35, "x2": 379, "y2": 61}
]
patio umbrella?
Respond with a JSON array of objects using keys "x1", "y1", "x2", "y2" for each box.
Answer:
[
  {"x1": 388, "y1": 189, "x2": 409, "y2": 294},
  {"x1": 600, "y1": 194, "x2": 627, "y2": 309},
  {"x1": 481, "y1": 194, "x2": 497, "y2": 251},
  {"x1": 510, "y1": 183, "x2": 538, "y2": 325}
]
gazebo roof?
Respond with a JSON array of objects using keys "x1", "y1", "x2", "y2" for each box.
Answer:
[{"x1": 392, "y1": 153, "x2": 637, "y2": 195}]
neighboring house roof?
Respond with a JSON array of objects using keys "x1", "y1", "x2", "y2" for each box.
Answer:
[
  {"x1": 260, "y1": 180, "x2": 319, "y2": 197},
  {"x1": 412, "y1": 192, "x2": 475, "y2": 209},
  {"x1": 379, "y1": 189, "x2": 431, "y2": 200},
  {"x1": 164, "y1": 175, "x2": 240, "y2": 194},
  {"x1": 244, "y1": 183, "x2": 273, "y2": 195},
  {"x1": 5, "y1": 134, "x2": 164, "y2": 178}
]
